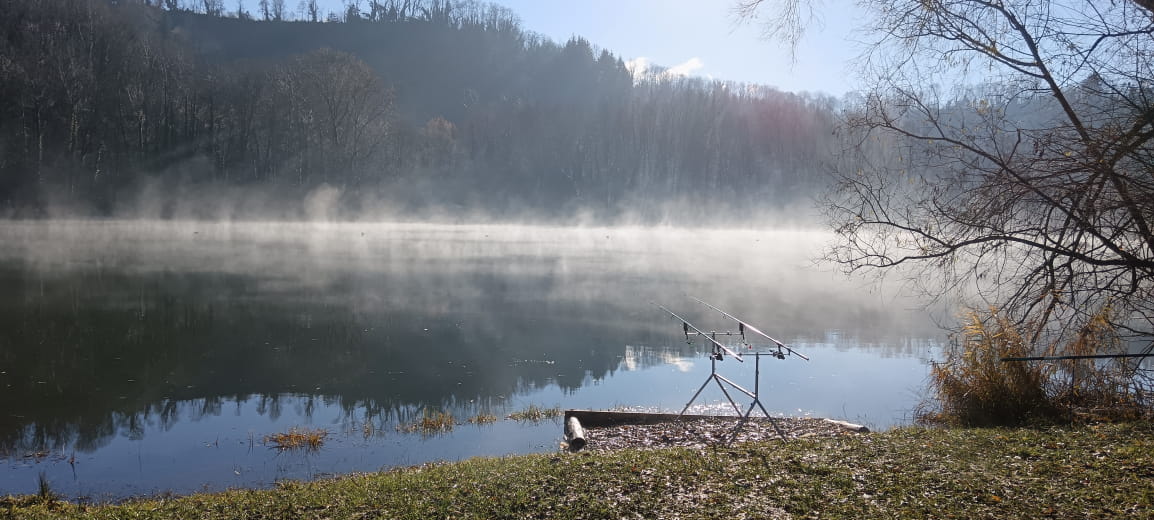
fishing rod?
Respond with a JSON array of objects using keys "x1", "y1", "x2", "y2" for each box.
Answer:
[
  {"x1": 689, "y1": 296, "x2": 809, "y2": 361},
  {"x1": 654, "y1": 300, "x2": 789, "y2": 438},
  {"x1": 652, "y1": 302, "x2": 744, "y2": 362}
]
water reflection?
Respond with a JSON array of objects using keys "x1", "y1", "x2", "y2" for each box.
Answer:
[
  {"x1": 0, "y1": 265, "x2": 645, "y2": 456},
  {"x1": 0, "y1": 221, "x2": 942, "y2": 498}
]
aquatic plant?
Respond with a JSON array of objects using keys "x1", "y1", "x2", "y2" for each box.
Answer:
[
  {"x1": 507, "y1": 404, "x2": 562, "y2": 422},
  {"x1": 263, "y1": 427, "x2": 329, "y2": 451},
  {"x1": 36, "y1": 471, "x2": 57, "y2": 505},
  {"x1": 466, "y1": 413, "x2": 498, "y2": 425},
  {"x1": 397, "y1": 409, "x2": 455, "y2": 434}
]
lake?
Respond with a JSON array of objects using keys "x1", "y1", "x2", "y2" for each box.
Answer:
[{"x1": 0, "y1": 220, "x2": 943, "y2": 500}]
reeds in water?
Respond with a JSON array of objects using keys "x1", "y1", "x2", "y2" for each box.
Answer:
[
  {"x1": 921, "y1": 307, "x2": 1148, "y2": 425},
  {"x1": 397, "y1": 409, "x2": 456, "y2": 435},
  {"x1": 264, "y1": 427, "x2": 329, "y2": 451},
  {"x1": 507, "y1": 404, "x2": 561, "y2": 422}
]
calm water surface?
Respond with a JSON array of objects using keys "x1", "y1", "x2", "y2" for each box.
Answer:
[{"x1": 0, "y1": 221, "x2": 942, "y2": 499}]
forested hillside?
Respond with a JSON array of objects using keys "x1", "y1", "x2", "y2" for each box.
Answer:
[{"x1": 0, "y1": 0, "x2": 838, "y2": 222}]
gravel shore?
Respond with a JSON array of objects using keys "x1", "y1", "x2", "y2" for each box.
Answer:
[{"x1": 575, "y1": 416, "x2": 867, "y2": 452}]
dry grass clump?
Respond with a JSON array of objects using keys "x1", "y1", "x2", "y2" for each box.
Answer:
[
  {"x1": 466, "y1": 413, "x2": 498, "y2": 425},
  {"x1": 397, "y1": 409, "x2": 456, "y2": 435},
  {"x1": 921, "y1": 307, "x2": 1149, "y2": 426},
  {"x1": 507, "y1": 404, "x2": 561, "y2": 422},
  {"x1": 264, "y1": 427, "x2": 328, "y2": 451},
  {"x1": 1051, "y1": 309, "x2": 1149, "y2": 421}
]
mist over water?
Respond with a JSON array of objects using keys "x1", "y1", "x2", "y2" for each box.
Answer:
[{"x1": 0, "y1": 220, "x2": 942, "y2": 499}]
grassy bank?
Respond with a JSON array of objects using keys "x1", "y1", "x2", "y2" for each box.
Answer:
[{"x1": 5, "y1": 422, "x2": 1152, "y2": 519}]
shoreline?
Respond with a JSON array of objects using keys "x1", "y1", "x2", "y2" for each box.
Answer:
[{"x1": 6, "y1": 421, "x2": 1150, "y2": 519}]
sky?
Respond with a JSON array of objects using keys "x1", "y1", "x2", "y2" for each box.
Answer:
[{"x1": 312, "y1": 0, "x2": 868, "y2": 96}]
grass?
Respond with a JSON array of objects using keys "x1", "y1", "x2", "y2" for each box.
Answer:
[
  {"x1": 507, "y1": 404, "x2": 561, "y2": 422},
  {"x1": 466, "y1": 413, "x2": 498, "y2": 425},
  {"x1": 263, "y1": 427, "x2": 328, "y2": 452},
  {"x1": 35, "y1": 472, "x2": 57, "y2": 507},
  {"x1": 3, "y1": 422, "x2": 1152, "y2": 519},
  {"x1": 396, "y1": 409, "x2": 455, "y2": 435},
  {"x1": 921, "y1": 307, "x2": 1149, "y2": 426}
]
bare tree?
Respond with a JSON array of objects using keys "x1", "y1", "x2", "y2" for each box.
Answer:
[
  {"x1": 275, "y1": 49, "x2": 393, "y2": 184},
  {"x1": 300, "y1": 0, "x2": 319, "y2": 22},
  {"x1": 339, "y1": 0, "x2": 355, "y2": 21},
  {"x1": 814, "y1": 0, "x2": 1154, "y2": 353},
  {"x1": 201, "y1": 0, "x2": 224, "y2": 16},
  {"x1": 733, "y1": 0, "x2": 816, "y2": 62}
]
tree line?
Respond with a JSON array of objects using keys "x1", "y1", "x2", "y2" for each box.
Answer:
[{"x1": 0, "y1": 0, "x2": 838, "y2": 222}]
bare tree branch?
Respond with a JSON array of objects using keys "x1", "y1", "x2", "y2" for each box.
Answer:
[
  {"x1": 732, "y1": 0, "x2": 818, "y2": 63},
  {"x1": 790, "y1": 0, "x2": 1154, "y2": 349}
]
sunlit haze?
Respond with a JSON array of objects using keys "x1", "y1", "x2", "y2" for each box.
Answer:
[{"x1": 8, "y1": 0, "x2": 1144, "y2": 508}]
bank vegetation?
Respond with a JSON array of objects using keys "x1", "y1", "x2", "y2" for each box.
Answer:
[{"x1": 5, "y1": 422, "x2": 1151, "y2": 519}]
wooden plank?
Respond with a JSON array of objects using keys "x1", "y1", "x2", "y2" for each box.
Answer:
[{"x1": 563, "y1": 409, "x2": 738, "y2": 428}]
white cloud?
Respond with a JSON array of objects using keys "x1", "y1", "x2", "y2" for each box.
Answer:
[
  {"x1": 665, "y1": 57, "x2": 704, "y2": 78},
  {"x1": 661, "y1": 352, "x2": 695, "y2": 373},
  {"x1": 625, "y1": 56, "x2": 707, "y2": 82},
  {"x1": 624, "y1": 56, "x2": 651, "y2": 78}
]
